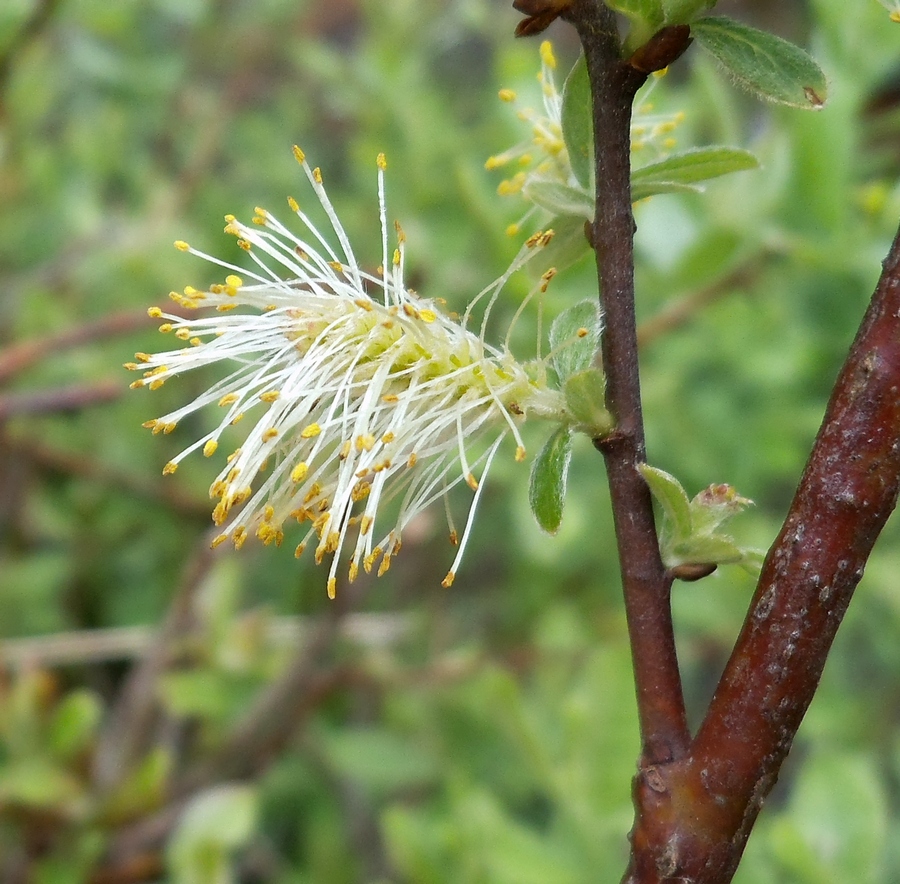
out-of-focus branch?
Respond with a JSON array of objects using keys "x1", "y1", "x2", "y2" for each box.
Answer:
[{"x1": 0, "y1": 381, "x2": 122, "y2": 420}]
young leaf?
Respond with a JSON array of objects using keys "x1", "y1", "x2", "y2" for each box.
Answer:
[
  {"x1": 661, "y1": 0, "x2": 716, "y2": 25},
  {"x1": 631, "y1": 180, "x2": 703, "y2": 202},
  {"x1": 530, "y1": 214, "x2": 592, "y2": 274},
  {"x1": 692, "y1": 17, "x2": 828, "y2": 109},
  {"x1": 548, "y1": 299, "x2": 603, "y2": 383},
  {"x1": 670, "y1": 534, "x2": 746, "y2": 566},
  {"x1": 529, "y1": 426, "x2": 574, "y2": 535},
  {"x1": 521, "y1": 178, "x2": 594, "y2": 219},
  {"x1": 563, "y1": 368, "x2": 613, "y2": 436},
  {"x1": 631, "y1": 146, "x2": 759, "y2": 188},
  {"x1": 638, "y1": 464, "x2": 692, "y2": 541},
  {"x1": 561, "y1": 56, "x2": 592, "y2": 189},
  {"x1": 606, "y1": 0, "x2": 665, "y2": 47}
]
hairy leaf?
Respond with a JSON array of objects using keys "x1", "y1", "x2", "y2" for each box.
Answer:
[
  {"x1": 638, "y1": 464, "x2": 693, "y2": 541},
  {"x1": 529, "y1": 426, "x2": 574, "y2": 535},
  {"x1": 548, "y1": 299, "x2": 603, "y2": 383},
  {"x1": 561, "y1": 55, "x2": 592, "y2": 189},
  {"x1": 521, "y1": 178, "x2": 594, "y2": 219},
  {"x1": 693, "y1": 16, "x2": 828, "y2": 109}
]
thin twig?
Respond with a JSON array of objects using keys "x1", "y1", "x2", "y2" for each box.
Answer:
[{"x1": 564, "y1": 0, "x2": 689, "y2": 765}]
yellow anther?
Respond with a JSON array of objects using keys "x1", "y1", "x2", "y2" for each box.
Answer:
[
  {"x1": 226, "y1": 273, "x2": 243, "y2": 288},
  {"x1": 218, "y1": 393, "x2": 239, "y2": 407},
  {"x1": 262, "y1": 428, "x2": 279, "y2": 441},
  {"x1": 148, "y1": 306, "x2": 163, "y2": 318},
  {"x1": 162, "y1": 462, "x2": 178, "y2": 475},
  {"x1": 362, "y1": 550, "x2": 378, "y2": 573},
  {"x1": 485, "y1": 156, "x2": 504, "y2": 171},
  {"x1": 419, "y1": 309, "x2": 436, "y2": 323},
  {"x1": 300, "y1": 423, "x2": 321, "y2": 438},
  {"x1": 175, "y1": 328, "x2": 190, "y2": 340},
  {"x1": 540, "y1": 267, "x2": 557, "y2": 292},
  {"x1": 129, "y1": 380, "x2": 144, "y2": 389},
  {"x1": 506, "y1": 223, "x2": 520, "y2": 237},
  {"x1": 382, "y1": 431, "x2": 395, "y2": 443},
  {"x1": 354, "y1": 298, "x2": 373, "y2": 311},
  {"x1": 291, "y1": 462, "x2": 308, "y2": 483},
  {"x1": 231, "y1": 413, "x2": 244, "y2": 425},
  {"x1": 407, "y1": 453, "x2": 418, "y2": 468},
  {"x1": 174, "y1": 240, "x2": 190, "y2": 251},
  {"x1": 216, "y1": 303, "x2": 237, "y2": 312},
  {"x1": 149, "y1": 379, "x2": 165, "y2": 390},
  {"x1": 293, "y1": 144, "x2": 306, "y2": 164},
  {"x1": 237, "y1": 240, "x2": 251, "y2": 251},
  {"x1": 190, "y1": 337, "x2": 201, "y2": 346},
  {"x1": 259, "y1": 391, "x2": 280, "y2": 403},
  {"x1": 540, "y1": 40, "x2": 557, "y2": 69},
  {"x1": 313, "y1": 167, "x2": 323, "y2": 184},
  {"x1": 378, "y1": 555, "x2": 392, "y2": 577},
  {"x1": 233, "y1": 528, "x2": 248, "y2": 549},
  {"x1": 351, "y1": 480, "x2": 371, "y2": 502},
  {"x1": 441, "y1": 571, "x2": 456, "y2": 588},
  {"x1": 162, "y1": 422, "x2": 177, "y2": 434},
  {"x1": 287, "y1": 196, "x2": 300, "y2": 213},
  {"x1": 403, "y1": 303, "x2": 419, "y2": 319},
  {"x1": 393, "y1": 248, "x2": 401, "y2": 266},
  {"x1": 498, "y1": 88, "x2": 516, "y2": 102},
  {"x1": 294, "y1": 542, "x2": 306, "y2": 559},
  {"x1": 327, "y1": 578, "x2": 336, "y2": 599},
  {"x1": 224, "y1": 222, "x2": 240, "y2": 236},
  {"x1": 159, "y1": 323, "x2": 173, "y2": 333},
  {"x1": 328, "y1": 261, "x2": 343, "y2": 273},
  {"x1": 339, "y1": 440, "x2": 352, "y2": 459},
  {"x1": 449, "y1": 529, "x2": 459, "y2": 546},
  {"x1": 203, "y1": 440, "x2": 218, "y2": 458},
  {"x1": 360, "y1": 515, "x2": 373, "y2": 536},
  {"x1": 466, "y1": 473, "x2": 479, "y2": 491},
  {"x1": 349, "y1": 561, "x2": 359, "y2": 583},
  {"x1": 211, "y1": 533, "x2": 228, "y2": 549},
  {"x1": 377, "y1": 152, "x2": 387, "y2": 170},
  {"x1": 382, "y1": 394, "x2": 399, "y2": 404},
  {"x1": 305, "y1": 483, "x2": 323, "y2": 504},
  {"x1": 264, "y1": 504, "x2": 275, "y2": 521},
  {"x1": 356, "y1": 433, "x2": 375, "y2": 452}
]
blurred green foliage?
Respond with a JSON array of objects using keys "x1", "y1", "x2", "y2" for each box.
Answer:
[{"x1": 1, "y1": 0, "x2": 899, "y2": 881}]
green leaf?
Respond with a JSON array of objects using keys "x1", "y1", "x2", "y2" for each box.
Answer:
[
  {"x1": 168, "y1": 784, "x2": 259, "y2": 875},
  {"x1": 548, "y1": 299, "x2": 602, "y2": 383},
  {"x1": 563, "y1": 368, "x2": 613, "y2": 435},
  {"x1": 661, "y1": 0, "x2": 716, "y2": 25},
  {"x1": 631, "y1": 147, "x2": 759, "y2": 189},
  {"x1": 631, "y1": 180, "x2": 703, "y2": 201},
  {"x1": 671, "y1": 534, "x2": 745, "y2": 566},
  {"x1": 530, "y1": 214, "x2": 592, "y2": 275},
  {"x1": 521, "y1": 178, "x2": 593, "y2": 220},
  {"x1": 606, "y1": 0, "x2": 664, "y2": 47},
  {"x1": 692, "y1": 17, "x2": 828, "y2": 109},
  {"x1": 560, "y1": 56, "x2": 592, "y2": 189},
  {"x1": 638, "y1": 464, "x2": 692, "y2": 541},
  {"x1": 529, "y1": 426, "x2": 574, "y2": 535},
  {"x1": 47, "y1": 690, "x2": 102, "y2": 761}
]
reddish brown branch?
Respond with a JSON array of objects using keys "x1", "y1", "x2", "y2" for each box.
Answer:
[
  {"x1": 624, "y1": 225, "x2": 900, "y2": 882},
  {"x1": 565, "y1": 0, "x2": 690, "y2": 765}
]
